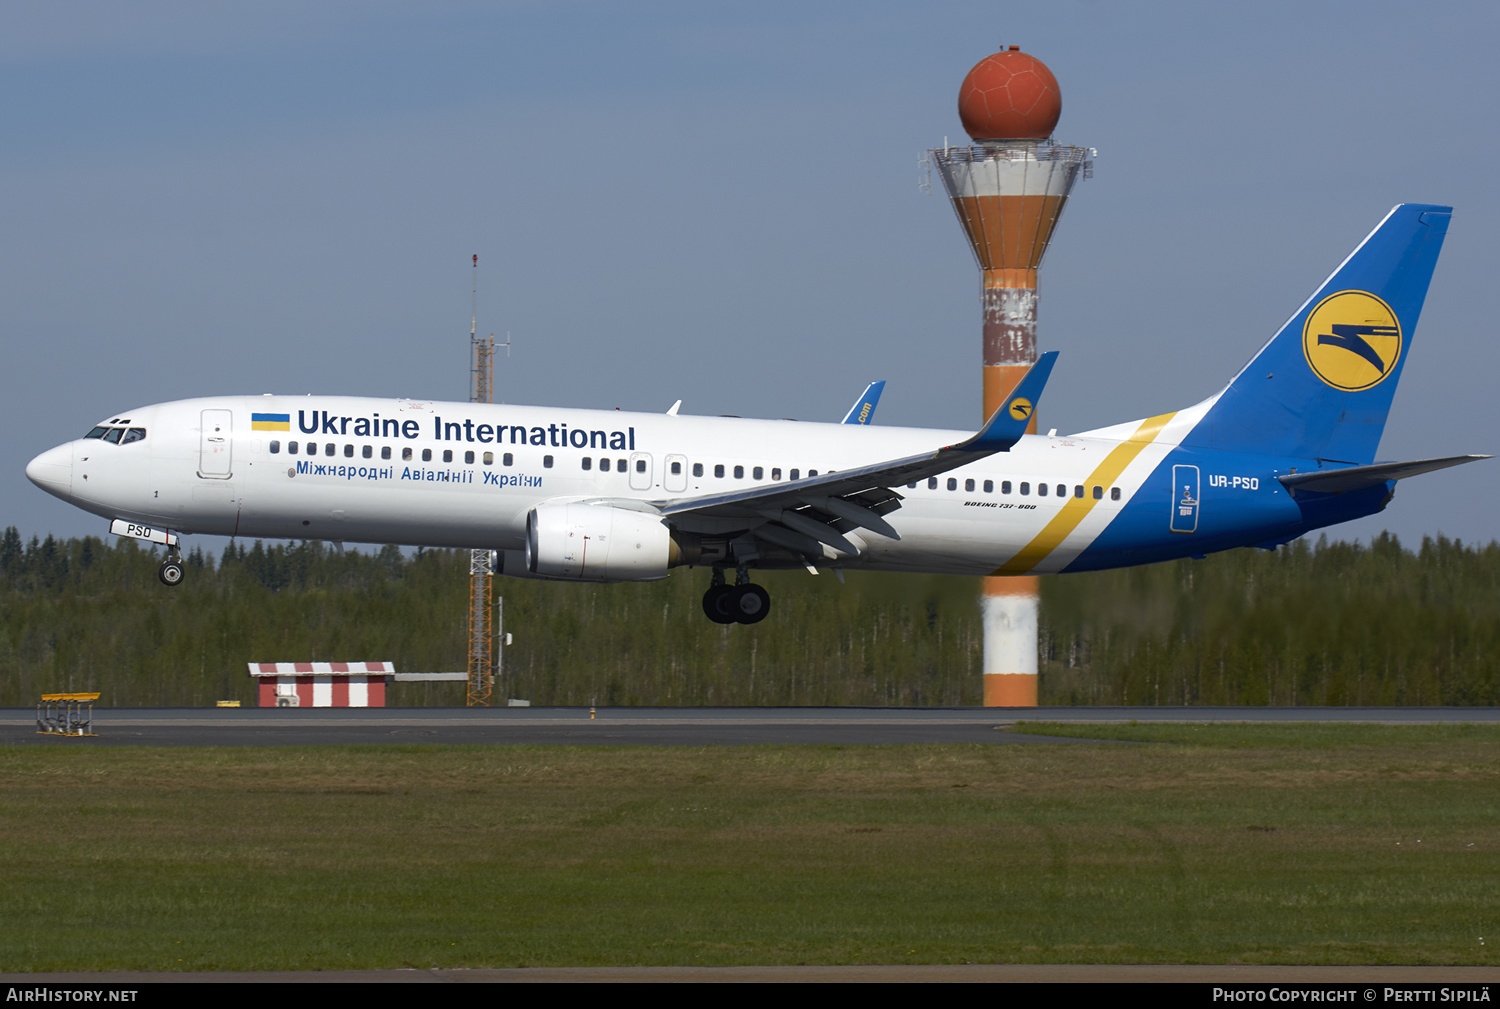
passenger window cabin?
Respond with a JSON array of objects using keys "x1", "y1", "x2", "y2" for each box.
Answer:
[{"x1": 239, "y1": 432, "x2": 1118, "y2": 511}]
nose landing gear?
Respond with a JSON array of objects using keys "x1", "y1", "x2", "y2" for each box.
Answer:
[
  {"x1": 702, "y1": 568, "x2": 770, "y2": 625},
  {"x1": 158, "y1": 550, "x2": 185, "y2": 587}
]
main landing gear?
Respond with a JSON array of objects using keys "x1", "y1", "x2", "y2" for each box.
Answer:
[
  {"x1": 702, "y1": 568, "x2": 770, "y2": 625},
  {"x1": 158, "y1": 550, "x2": 185, "y2": 587}
]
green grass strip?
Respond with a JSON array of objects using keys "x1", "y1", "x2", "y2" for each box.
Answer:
[{"x1": 1, "y1": 733, "x2": 1496, "y2": 970}]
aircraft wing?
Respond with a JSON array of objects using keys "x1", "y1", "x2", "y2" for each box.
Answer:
[
  {"x1": 1278, "y1": 454, "x2": 1489, "y2": 494},
  {"x1": 639, "y1": 354, "x2": 1057, "y2": 556}
]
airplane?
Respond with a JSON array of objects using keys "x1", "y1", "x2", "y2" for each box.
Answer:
[{"x1": 25, "y1": 204, "x2": 1486, "y2": 625}]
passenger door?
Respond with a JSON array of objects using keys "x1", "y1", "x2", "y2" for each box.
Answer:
[{"x1": 199, "y1": 409, "x2": 233, "y2": 479}]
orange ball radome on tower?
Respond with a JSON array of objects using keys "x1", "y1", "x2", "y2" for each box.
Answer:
[{"x1": 957, "y1": 45, "x2": 1061, "y2": 141}]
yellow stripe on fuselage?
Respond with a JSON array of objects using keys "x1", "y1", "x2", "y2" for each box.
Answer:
[{"x1": 992, "y1": 412, "x2": 1177, "y2": 575}]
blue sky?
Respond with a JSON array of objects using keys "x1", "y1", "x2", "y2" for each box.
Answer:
[{"x1": 5, "y1": 0, "x2": 1497, "y2": 551}]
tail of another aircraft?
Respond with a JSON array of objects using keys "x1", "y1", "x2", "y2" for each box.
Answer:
[{"x1": 1183, "y1": 204, "x2": 1451, "y2": 465}]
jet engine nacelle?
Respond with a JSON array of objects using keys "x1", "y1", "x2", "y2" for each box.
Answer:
[{"x1": 526, "y1": 502, "x2": 671, "y2": 581}]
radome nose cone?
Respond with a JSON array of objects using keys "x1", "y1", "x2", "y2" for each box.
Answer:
[{"x1": 26, "y1": 443, "x2": 72, "y2": 501}]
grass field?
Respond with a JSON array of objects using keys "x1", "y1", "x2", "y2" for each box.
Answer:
[{"x1": 1, "y1": 725, "x2": 1496, "y2": 970}]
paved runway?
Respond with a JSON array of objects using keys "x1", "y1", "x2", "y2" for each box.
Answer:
[{"x1": 5, "y1": 705, "x2": 1497, "y2": 747}]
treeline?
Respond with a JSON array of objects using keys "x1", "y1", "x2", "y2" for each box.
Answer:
[{"x1": 1, "y1": 527, "x2": 1496, "y2": 706}]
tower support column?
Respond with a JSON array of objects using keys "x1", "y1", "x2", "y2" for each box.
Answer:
[
  {"x1": 980, "y1": 267, "x2": 1041, "y2": 707},
  {"x1": 981, "y1": 577, "x2": 1038, "y2": 706},
  {"x1": 931, "y1": 102, "x2": 1089, "y2": 708}
]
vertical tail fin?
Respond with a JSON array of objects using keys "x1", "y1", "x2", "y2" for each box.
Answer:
[
  {"x1": 841, "y1": 381, "x2": 886, "y2": 425},
  {"x1": 1186, "y1": 204, "x2": 1451, "y2": 464}
]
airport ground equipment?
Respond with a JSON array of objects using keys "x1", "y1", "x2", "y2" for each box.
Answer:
[{"x1": 36, "y1": 693, "x2": 100, "y2": 736}]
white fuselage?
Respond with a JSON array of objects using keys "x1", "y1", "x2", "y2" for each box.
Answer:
[{"x1": 30, "y1": 393, "x2": 1219, "y2": 577}]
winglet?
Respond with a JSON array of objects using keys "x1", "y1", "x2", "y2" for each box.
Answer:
[
  {"x1": 841, "y1": 381, "x2": 886, "y2": 425},
  {"x1": 956, "y1": 352, "x2": 1058, "y2": 453}
]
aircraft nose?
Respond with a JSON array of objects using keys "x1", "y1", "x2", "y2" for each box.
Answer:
[{"x1": 26, "y1": 443, "x2": 73, "y2": 501}]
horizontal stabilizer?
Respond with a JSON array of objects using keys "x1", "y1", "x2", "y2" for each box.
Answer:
[{"x1": 1278, "y1": 455, "x2": 1489, "y2": 494}]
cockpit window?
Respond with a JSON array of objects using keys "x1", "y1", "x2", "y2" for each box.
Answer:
[{"x1": 88, "y1": 424, "x2": 147, "y2": 444}]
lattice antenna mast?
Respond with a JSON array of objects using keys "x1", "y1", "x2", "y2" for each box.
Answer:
[
  {"x1": 467, "y1": 253, "x2": 496, "y2": 707},
  {"x1": 470, "y1": 254, "x2": 495, "y2": 406}
]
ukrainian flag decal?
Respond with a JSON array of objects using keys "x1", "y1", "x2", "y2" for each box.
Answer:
[{"x1": 251, "y1": 412, "x2": 291, "y2": 431}]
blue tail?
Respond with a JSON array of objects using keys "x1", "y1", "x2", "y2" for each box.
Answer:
[
  {"x1": 1184, "y1": 204, "x2": 1451, "y2": 465},
  {"x1": 841, "y1": 381, "x2": 886, "y2": 425}
]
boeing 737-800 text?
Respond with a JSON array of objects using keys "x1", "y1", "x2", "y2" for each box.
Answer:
[{"x1": 26, "y1": 204, "x2": 1485, "y2": 623}]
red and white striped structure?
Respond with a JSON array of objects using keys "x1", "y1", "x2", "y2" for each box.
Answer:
[
  {"x1": 930, "y1": 46, "x2": 1090, "y2": 707},
  {"x1": 248, "y1": 662, "x2": 394, "y2": 708}
]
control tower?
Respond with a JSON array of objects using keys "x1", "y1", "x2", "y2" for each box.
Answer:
[{"x1": 929, "y1": 46, "x2": 1091, "y2": 706}]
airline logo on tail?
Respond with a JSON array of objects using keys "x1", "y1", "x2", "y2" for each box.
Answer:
[
  {"x1": 1302, "y1": 290, "x2": 1403, "y2": 391},
  {"x1": 1008, "y1": 397, "x2": 1033, "y2": 421}
]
